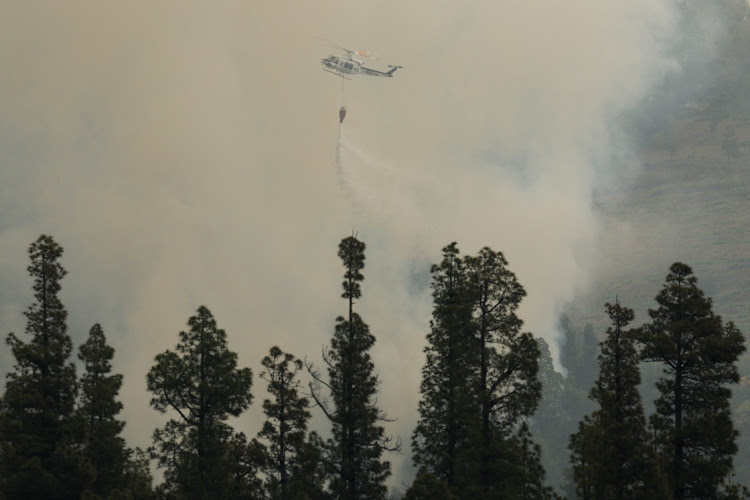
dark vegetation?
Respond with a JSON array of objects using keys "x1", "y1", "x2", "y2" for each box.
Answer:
[{"x1": 0, "y1": 234, "x2": 747, "y2": 499}]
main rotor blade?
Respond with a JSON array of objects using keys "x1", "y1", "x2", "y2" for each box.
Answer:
[
  {"x1": 315, "y1": 36, "x2": 354, "y2": 54},
  {"x1": 355, "y1": 50, "x2": 382, "y2": 61}
]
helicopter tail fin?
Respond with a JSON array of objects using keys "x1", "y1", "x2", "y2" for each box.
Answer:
[{"x1": 386, "y1": 65, "x2": 403, "y2": 76}]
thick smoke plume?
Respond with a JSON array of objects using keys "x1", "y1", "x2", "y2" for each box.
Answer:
[{"x1": 0, "y1": 0, "x2": 696, "y2": 487}]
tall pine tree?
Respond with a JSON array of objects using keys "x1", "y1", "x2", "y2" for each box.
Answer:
[
  {"x1": 569, "y1": 301, "x2": 661, "y2": 500},
  {"x1": 147, "y1": 305, "x2": 254, "y2": 499},
  {"x1": 411, "y1": 244, "x2": 544, "y2": 499},
  {"x1": 637, "y1": 263, "x2": 746, "y2": 499},
  {"x1": 0, "y1": 235, "x2": 93, "y2": 498},
  {"x1": 412, "y1": 243, "x2": 477, "y2": 486},
  {"x1": 77, "y1": 323, "x2": 129, "y2": 497},
  {"x1": 308, "y1": 235, "x2": 396, "y2": 500},
  {"x1": 459, "y1": 247, "x2": 542, "y2": 497}
]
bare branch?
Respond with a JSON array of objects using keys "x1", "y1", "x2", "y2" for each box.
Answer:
[
  {"x1": 379, "y1": 434, "x2": 403, "y2": 453},
  {"x1": 304, "y1": 357, "x2": 332, "y2": 392},
  {"x1": 304, "y1": 356, "x2": 337, "y2": 424}
]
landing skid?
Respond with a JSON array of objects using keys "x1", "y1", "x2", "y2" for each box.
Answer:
[{"x1": 322, "y1": 66, "x2": 351, "y2": 79}]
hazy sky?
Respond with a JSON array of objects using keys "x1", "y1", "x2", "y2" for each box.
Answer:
[{"x1": 0, "y1": 0, "x2": 713, "y2": 489}]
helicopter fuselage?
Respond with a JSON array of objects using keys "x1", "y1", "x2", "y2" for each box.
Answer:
[
  {"x1": 321, "y1": 54, "x2": 401, "y2": 79},
  {"x1": 321, "y1": 55, "x2": 362, "y2": 77}
]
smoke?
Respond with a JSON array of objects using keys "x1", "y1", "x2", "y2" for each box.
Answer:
[
  {"x1": 337, "y1": 124, "x2": 424, "y2": 225},
  {"x1": 0, "y1": 0, "x2": 715, "y2": 489}
]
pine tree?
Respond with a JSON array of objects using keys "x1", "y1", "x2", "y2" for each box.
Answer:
[
  {"x1": 412, "y1": 243, "x2": 478, "y2": 486},
  {"x1": 224, "y1": 432, "x2": 266, "y2": 499},
  {"x1": 579, "y1": 324, "x2": 599, "y2": 391},
  {"x1": 0, "y1": 235, "x2": 93, "y2": 498},
  {"x1": 405, "y1": 471, "x2": 459, "y2": 500},
  {"x1": 567, "y1": 416, "x2": 602, "y2": 500},
  {"x1": 461, "y1": 247, "x2": 542, "y2": 497},
  {"x1": 121, "y1": 447, "x2": 157, "y2": 499},
  {"x1": 507, "y1": 423, "x2": 559, "y2": 500},
  {"x1": 561, "y1": 320, "x2": 599, "y2": 392},
  {"x1": 637, "y1": 263, "x2": 746, "y2": 499},
  {"x1": 77, "y1": 323, "x2": 129, "y2": 497},
  {"x1": 287, "y1": 431, "x2": 330, "y2": 500},
  {"x1": 412, "y1": 244, "x2": 544, "y2": 499},
  {"x1": 147, "y1": 305, "x2": 254, "y2": 499},
  {"x1": 308, "y1": 236, "x2": 397, "y2": 500},
  {"x1": 259, "y1": 346, "x2": 325, "y2": 499},
  {"x1": 569, "y1": 301, "x2": 661, "y2": 500}
]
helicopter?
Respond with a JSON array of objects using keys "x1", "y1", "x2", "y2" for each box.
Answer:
[{"x1": 321, "y1": 42, "x2": 402, "y2": 79}]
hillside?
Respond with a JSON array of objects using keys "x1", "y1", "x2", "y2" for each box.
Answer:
[
  {"x1": 561, "y1": 113, "x2": 750, "y2": 486},
  {"x1": 568, "y1": 114, "x2": 750, "y2": 335}
]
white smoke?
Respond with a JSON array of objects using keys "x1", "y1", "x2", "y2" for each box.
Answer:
[
  {"x1": 0, "y1": 0, "x2": 700, "y2": 489},
  {"x1": 336, "y1": 124, "x2": 424, "y2": 222}
]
